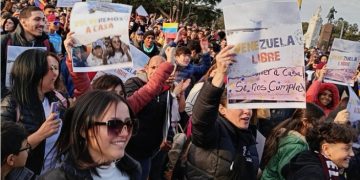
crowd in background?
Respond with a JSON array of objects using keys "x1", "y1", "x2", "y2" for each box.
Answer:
[{"x1": 1, "y1": 0, "x2": 360, "y2": 180}]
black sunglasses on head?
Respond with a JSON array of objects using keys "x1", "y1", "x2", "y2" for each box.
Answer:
[{"x1": 94, "y1": 118, "x2": 133, "y2": 136}]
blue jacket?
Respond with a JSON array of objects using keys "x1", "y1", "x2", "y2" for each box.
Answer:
[{"x1": 174, "y1": 53, "x2": 211, "y2": 83}]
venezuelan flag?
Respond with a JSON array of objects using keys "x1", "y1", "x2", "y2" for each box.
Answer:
[
  {"x1": 35, "y1": 0, "x2": 46, "y2": 10},
  {"x1": 162, "y1": 23, "x2": 178, "y2": 39}
]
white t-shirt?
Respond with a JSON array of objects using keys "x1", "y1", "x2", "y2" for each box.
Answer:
[
  {"x1": 108, "y1": 52, "x2": 129, "y2": 64},
  {"x1": 41, "y1": 97, "x2": 62, "y2": 174},
  {"x1": 91, "y1": 162, "x2": 129, "y2": 180},
  {"x1": 87, "y1": 53, "x2": 104, "y2": 67}
]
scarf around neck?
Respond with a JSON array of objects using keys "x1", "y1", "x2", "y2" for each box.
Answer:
[{"x1": 316, "y1": 151, "x2": 340, "y2": 180}]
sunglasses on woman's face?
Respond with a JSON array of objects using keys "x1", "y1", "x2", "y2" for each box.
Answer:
[{"x1": 94, "y1": 118, "x2": 133, "y2": 136}]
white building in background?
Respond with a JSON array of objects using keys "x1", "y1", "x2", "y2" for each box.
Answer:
[{"x1": 304, "y1": 6, "x2": 323, "y2": 48}]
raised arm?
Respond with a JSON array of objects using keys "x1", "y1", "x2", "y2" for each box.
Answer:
[
  {"x1": 191, "y1": 45, "x2": 235, "y2": 148},
  {"x1": 64, "y1": 32, "x2": 92, "y2": 97},
  {"x1": 192, "y1": 38, "x2": 211, "y2": 75},
  {"x1": 127, "y1": 61, "x2": 174, "y2": 114}
]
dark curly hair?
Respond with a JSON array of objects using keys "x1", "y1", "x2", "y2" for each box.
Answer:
[{"x1": 306, "y1": 123, "x2": 356, "y2": 152}]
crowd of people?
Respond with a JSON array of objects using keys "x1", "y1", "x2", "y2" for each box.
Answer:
[{"x1": 1, "y1": 0, "x2": 360, "y2": 180}]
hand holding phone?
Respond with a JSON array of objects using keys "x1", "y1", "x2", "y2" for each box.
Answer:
[{"x1": 50, "y1": 102, "x2": 60, "y2": 120}]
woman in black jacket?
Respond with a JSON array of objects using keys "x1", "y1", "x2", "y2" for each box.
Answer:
[
  {"x1": 185, "y1": 45, "x2": 258, "y2": 179},
  {"x1": 1, "y1": 49, "x2": 67, "y2": 176},
  {"x1": 39, "y1": 90, "x2": 141, "y2": 180}
]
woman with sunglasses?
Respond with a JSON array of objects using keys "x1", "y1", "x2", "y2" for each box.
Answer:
[
  {"x1": 1, "y1": 121, "x2": 33, "y2": 180},
  {"x1": 39, "y1": 90, "x2": 141, "y2": 180},
  {"x1": 1, "y1": 49, "x2": 68, "y2": 176}
]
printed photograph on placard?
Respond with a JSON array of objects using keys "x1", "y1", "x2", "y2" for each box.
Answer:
[{"x1": 70, "y1": 1, "x2": 132, "y2": 72}]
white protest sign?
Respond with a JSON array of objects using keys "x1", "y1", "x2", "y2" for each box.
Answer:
[
  {"x1": 325, "y1": 38, "x2": 360, "y2": 86},
  {"x1": 130, "y1": 44, "x2": 149, "y2": 70},
  {"x1": 223, "y1": 1, "x2": 305, "y2": 109},
  {"x1": 92, "y1": 67, "x2": 136, "y2": 84},
  {"x1": 70, "y1": 2, "x2": 133, "y2": 72},
  {"x1": 56, "y1": 0, "x2": 81, "y2": 7},
  {"x1": 256, "y1": 130, "x2": 266, "y2": 161},
  {"x1": 347, "y1": 85, "x2": 360, "y2": 123},
  {"x1": 136, "y1": 5, "x2": 148, "y2": 17},
  {"x1": 6, "y1": 46, "x2": 47, "y2": 87},
  {"x1": 87, "y1": 0, "x2": 112, "y2": 3}
]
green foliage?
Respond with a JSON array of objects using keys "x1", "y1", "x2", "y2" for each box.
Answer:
[
  {"x1": 331, "y1": 18, "x2": 360, "y2": 42},
  {"x1": 114, "y1": 0, "x2": 223, "y2": 26}
]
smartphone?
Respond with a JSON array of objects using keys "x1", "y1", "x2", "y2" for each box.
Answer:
[{"x1": 50, "y1": 102, "x2": 60, "y2": 120}]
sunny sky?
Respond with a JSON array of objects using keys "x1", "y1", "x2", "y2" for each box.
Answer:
[{"x1": 217, "y1": 0, "x2": 360, "y2": 25}]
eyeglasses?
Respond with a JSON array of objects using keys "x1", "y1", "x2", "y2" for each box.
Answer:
[
  {"x1": 53, "y1": 21, "x2": 60, "y2": 26},
  {"x1": 17, "y1": 143, "x2": 31, "y2": 153},
  {"x1": 94, "y1": 118, "x2": 133, "y2": 136}
]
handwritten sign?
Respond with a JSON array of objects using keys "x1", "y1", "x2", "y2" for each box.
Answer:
[
  {"x1": 70, "y1": 2, "x2": 133, "y2": 72},
  {"x1": 325, "y1": 38, "x2": 360, "y2": 86},
  {"x1": 223, "y1": 1, "x2": 305, "y2": 109},
  {"x1": 136, "y1": 5, "x2": 148, "y2": 17}
]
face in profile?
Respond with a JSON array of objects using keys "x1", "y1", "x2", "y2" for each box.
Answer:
[
  {"x1": 323, "y1": 142, "x2": 354, "y2": 169},
  {"x1": 6, "y1": 140, "x2": 30, "y2": 168},
  {"x1": 40, "y1": 55, "x2": 59, "y2": 93},
  {"x1": 219, "y1": 106, "x2": 252, "y2": 129},
  {"x1": 87, "y1": 101, "x2": 132, "y2": 163}
]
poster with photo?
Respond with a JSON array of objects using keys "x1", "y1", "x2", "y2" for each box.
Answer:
[
  {"x1": 324, "y1": 38, "x2": 360, "y2": 86},
  {"x1": 6, "y1": 46, "x2": 46, "y2": 87},
  {"x1": 223, "y1": 1, "x2": 305, "y2": 109},
  {"x1": 70, "y1": 2, "x2": 132, "y2": 72}
]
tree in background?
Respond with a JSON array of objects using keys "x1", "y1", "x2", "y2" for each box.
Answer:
[{"x1": 115, "y1": 0, "x2": 222, "y2": 27}]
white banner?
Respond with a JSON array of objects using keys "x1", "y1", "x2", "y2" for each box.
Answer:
[
  {"x1": 70, "y1": 2, "x2": 133, "y2": 72},
  {"x1": 136, "y1": 5, "x2": 148, "y2": 17},
  {"x1": 223, "y1": 1, "x2": 305, "y2": 109},
  {"x1": 325, "y1": 38, "x2": 360, "y2": 86},
  {"x1": 6, "y1": 46, "x2": 47, "y2": 87},
  {"x1": 347, "y1": 85, "x2": 360, "y2": 123}
]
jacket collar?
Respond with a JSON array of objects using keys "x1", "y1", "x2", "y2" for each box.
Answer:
[
  {"x1": 218, "y1": 115, "x2": 256, "y2": 146},
  {"x1": 60, "y1": 153, "x2": 140, "y2": 179}
]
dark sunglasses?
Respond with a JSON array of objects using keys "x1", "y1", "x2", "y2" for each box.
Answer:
[
  {"x1": 94, "y1": 118, "x2": 133, "y2": 136},
  {"x1": 17, "y1": 143, "x2": 31, "y2": 153},
  {"x1": 53, "y1": 21, "x2": 60, "y2": 26}
]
